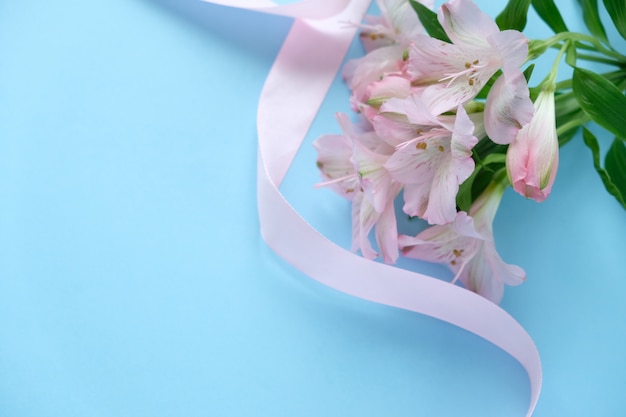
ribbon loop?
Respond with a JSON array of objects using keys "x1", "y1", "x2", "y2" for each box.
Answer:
[{"x1": 204, "y1": 1, "x2": 542, "y2": 415}]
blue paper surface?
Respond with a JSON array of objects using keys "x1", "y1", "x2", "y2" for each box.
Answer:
[{"x1": 1, "y1": 1, "x2": 625, "y2": 416}]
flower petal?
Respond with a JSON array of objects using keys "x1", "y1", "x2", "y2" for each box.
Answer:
[
  {"x1": 484, "y1": 71, "x2": 534, "y2": 145},
  {"x1": 351, "y1": 192, "x2": 378, "y2": 259},
  {"x1": 439, "y1": 0, "x2": 499, "y2": 50},
  {"x1": 487, "y1": 30, "x2": 529, "y2": 74},
  {"x1": 375, "y1": 191, "x2": 401, "y2": 264}
]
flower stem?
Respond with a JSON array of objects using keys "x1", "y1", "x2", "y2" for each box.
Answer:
[
  {"x1": 534, "y1": 32, "x2": 626, "y2": 63},
  {"x1": 556, "y1": 116, "x2": 589, "y2": 136}
]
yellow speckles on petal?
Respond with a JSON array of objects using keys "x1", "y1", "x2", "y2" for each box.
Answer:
[
  {"x1": 416, "y1": 142, "x2": 427, "y2": 150},
  {"x1": 438, "y1": 145, "x2": 445, "y2": 152}
]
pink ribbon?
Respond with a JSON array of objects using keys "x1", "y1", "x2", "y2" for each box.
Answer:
[{"x1": 204, "y1": 1, "x2": 542, "y2": 415}]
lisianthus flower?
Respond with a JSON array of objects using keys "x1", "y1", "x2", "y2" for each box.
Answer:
[
  {"x1": 314, "y1": 113, "x2": 401, "y2": 263},
  {"x1": 506, "y1": 86, "x2": 559, "y2": 202},
  {"x1": 358, "y1": 0, "x2": 433, "y2": 52},
  {"x1": 399, "y1": 175, "x2": 525, "y2": 303},
  {"x1": 407, "y1": 0, "x2": 529, "y2": 116},
  {"x1": 383, "y1": 100, "x2": 478, "y2": 225}
]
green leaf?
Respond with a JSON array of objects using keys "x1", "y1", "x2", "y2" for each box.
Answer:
[
  {"x1": 565, "y1": 41, "x2": 577, "y2": 67},
  {"x1": 456, "y1": 170, "x2": 477, "y2": 212},
  {"x1": 572, "y1": 68, "x2": 626, "y2": 140},
  {"x1": 409, "y1": 0, "x2": 451, "y2": 43},
  {"x1": 475, "y1": 70, "x2": 502, "y2": 100},
  {"x1": 577, "y1": 0, "x2": 609, "y2": 44},
  {"x1": 532, "y1": 0, "x2": 568, "y2": 33},
  {"x1": 457, "y1": 154, "x2": 506, "y2": 212},
  {"x1": 603, "y1": 0, "x2": 626, "y2": 40},
  {"x1": 495, "y1": 0, "x2": 532, "y2": 31},
  {"x1": 523, "y1": 63, "x2": 535, "y2": 83},
  {"x1": 556, "y1": 109, "x2": 586, "y2": 146},
  {"x1": 605, "y1": 138, "x2": 626, "y2": 203},
  {"x1": 582, "y1": 128, "x2": 626, "y2": 209}
]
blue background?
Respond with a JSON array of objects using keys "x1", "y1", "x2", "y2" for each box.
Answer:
[{"x1": 1, "y1": 0, "x2": 625, "y2": 416}]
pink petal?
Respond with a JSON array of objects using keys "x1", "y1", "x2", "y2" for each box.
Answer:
[
  {"x1": 375, "y1": 195, "x2": 400, "y2": 264},
  {"x1": 401, "y1": 181, "x2": 431, "y2": 218},
  {"x1": 343, "y1": 45, "x2": 405, "y2": 103},
  {"x1": 422, "y1": 82, "x2": 480, "y2": 116},
  {"x1": 381, "y1": 93, "x2": 438, "y2": 126},
  {"x1": 450, "y1": 105, "x2": 478, "y2": 167},
  {"x1": 439, "y1": 0, "x2": 499, "y2": 50},
  {"x1": 365, "y1": 74, "x2": 412, "y2": 103},
  {"x1": 370, "y1": 113, "x2": 422, "y2": 147},
  {"x1": 459, "y1": 245, "x2": 506, "y2": 303},
  {"x1": 487, "y1": 30, "x2": 529, "y2": 74},
  {"x1": 407, "y1": 35, "x2": 465, "y2": 83},
  {"x1": 422, "y1": 156, "x2": 460, "y2": 224},
  {"x1": 484, "y1": 71, "x2": 534, "y2": 145},
  {"x1": 351, "y1": 192, "x2": 378, "y2": 260},
  {"x1": 313, "y1": 134, "x2": 360, "y2": 200}
]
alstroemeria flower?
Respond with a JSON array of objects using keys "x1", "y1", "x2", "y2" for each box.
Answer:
[
  {"x1": 407, "y1": 0, "x2": 529, "y2": 116},
  {"x1": 314, "y1": 113, "x2": 401, "y2": 263},
  {"x1": 313, "y1": 133, "x2": 360, "y2": 201},
  {"x1": 383, "y1": 101, "x2": 478, "y2": 225},
  {"x1": 358, "y1": 0, "x2": 433, "y2": 52},
  {"x1": 399, "y1": 178, "x2": 525, "y2": 303},
  {"x1": 506, "y1": 87, "x2": 559, "y2": 202}
]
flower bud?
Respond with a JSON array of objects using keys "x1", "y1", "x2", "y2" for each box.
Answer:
[{"x1": 505, "y1": 87, "x2": 559, "y2": 202}]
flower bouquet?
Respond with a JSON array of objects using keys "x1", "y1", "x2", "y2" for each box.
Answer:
[{"x1": 314, "y1": 0, "x2": 626, "y2": 303}]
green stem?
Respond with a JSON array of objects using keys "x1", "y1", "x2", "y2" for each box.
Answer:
[
  {"x1": 556, "y1": 116, "x2": 589, "y2": 136},
  {"x1": 531, "y1": 32, "x2": 626, "y2": 63},
  {"x1": 542, "y1": 42, "x2": 569, "y2": 87},
  {"x1": 555, "y1": 92, "x2": 580, "y2": 116}
]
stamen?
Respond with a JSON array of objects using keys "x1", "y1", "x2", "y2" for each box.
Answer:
[
  {"x1": 395, "y1": 128, "x2": 449, "y2": 150},
  {"x1": 439, "y1": 60, "x2": 487, "y2": 87},
  {"x1": 314, "y1": 173, "x2": 358, "y2": 188},
  {"x1": 451, "y1": 258, "x2": 468, "y2": 285}
]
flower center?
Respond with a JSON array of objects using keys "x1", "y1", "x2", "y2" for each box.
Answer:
[{"x1": 439, "y1": 60, "x2": 486, "y2": 87}]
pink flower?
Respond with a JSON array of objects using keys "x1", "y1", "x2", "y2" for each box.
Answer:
[
  {"x1": 313, "y1": 133, "x2": 360, "y2": 201},
  {"x1": 383, "y1": 99, "x2": 478, "y2": 225},
  {"x1": 407, "y1": 0, "x2": 530, "y2": 116},
  {"x1": 399, "y1": 176, "x2": 525, "y2": 303},
  {"x1": 314, "y1": 114, "x2": 401, "y2": 263},
  {"x1": 505, "y1": 87, "x2": 559, "y2": 202},
  {"x1": 357, "y1": 0, "x2": 433, "y2": 52}
]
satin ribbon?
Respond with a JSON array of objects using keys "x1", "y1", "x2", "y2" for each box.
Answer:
[{"x1": 203, "y1": 1, "x2": 542, "y2": 415}]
